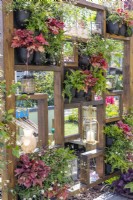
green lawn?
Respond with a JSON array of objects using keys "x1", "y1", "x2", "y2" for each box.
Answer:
[{"x1": 65, "y1": 122, "x2": 79, "y2": 136}]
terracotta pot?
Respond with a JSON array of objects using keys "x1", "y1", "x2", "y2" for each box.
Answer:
[
  {"x1": 119, "y1": 24, "x2": 126, "y2": 36},
  {"x1": 16, "y1": 48, "x2": 33, "y2": 64},
  {"x1": 33, "y1": 52, "x2": 46, "y2": 65},
  {"x1": 14, "y1": 10, "x2": 31, "y2": 28},
  {"x1": 106, "y1": 21, "x2": 119, "y2": 35}
]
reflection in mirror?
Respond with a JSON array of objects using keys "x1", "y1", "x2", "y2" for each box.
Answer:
[
  {"x1": 106, "y1": 96, "x2": 120, "y2": 119},
  {"x1": 63, "y1": 41, "x2": 75, "y2": 63},
  {"x1": 64, "y1": 108, "x2": 79, "y2": 136},
  {"x1": 90, "y1": 158, "x2": 100, "y2": 183}
]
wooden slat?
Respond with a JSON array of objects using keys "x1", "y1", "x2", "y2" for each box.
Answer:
[
  {"x1": 105, "y1": 90, "x2": 123, "y2": 96},
  {"x1": 54, "y1": 71, "x2": 64, "y2": 145},
  {"x1": 16, "y1": 93, "x2": 48, "y2": 100},
  {"x1": 105, "y1": 33, "x2": 130, "y2": 41},
  {"x1": 3, "y1": 0, "x2": 16, "y2": 199},
  {"x1": 105, "y1": 117, "x2": 121, "y2": 123},
  {"x1": 81, "y1": 149, "x2": 103, "y2": 159},
  {"x1": 64, "y1": 99, "x2": 104, "y2": 105},
  {"x1": 64, "y1": 134, "x2": 80, "y2": 142},
  {"x1": 15, "y1": 65, "x2": 62, "y2": 72},
  {"x1": 64, "y1": 103, "x2": 80, "y2": 109},
  {"x1": 38, "y1": 99, "x2": 48, "y2": 146},
  {"x1": 77, "y1": 0, "x2": 105, "y2": 10}
]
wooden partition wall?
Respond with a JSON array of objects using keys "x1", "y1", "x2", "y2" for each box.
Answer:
[{"x1": 2, "y1": 0, "x2": 133, "y2": 199}]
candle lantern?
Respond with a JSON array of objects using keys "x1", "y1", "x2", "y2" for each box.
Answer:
[
  {"x1": 91, "y1": 22, "x2": 102, "y2": 35},
  {"x1": 21, "y1": 129, "x2": 37, "y2": 153},
  {"x1": 82, "y1": 106, "x2": 99, "y2": 144},
  {"x1": 21, "y1": 71, "x2": 35, "y2": 94},
  {"x1": 106, "y1": 76, "x2": 115, "y2": 90},
  {"x1": 84, "y1": 119, "x2": 99, "y2": 144}
]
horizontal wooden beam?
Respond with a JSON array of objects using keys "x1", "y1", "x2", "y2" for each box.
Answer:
[
  {"x1": 105, "y1": 117, "x2": 121, "y2": 123},
  {"x1": 105, "y1": 33, "x2": 130, "y2": 41},
  {"x1": 81, "y1": 149, "x2": 103, "y2": 159},
  {"x1": 16, "y1": 93, "x2": 48, "y2": 100},
  {"x1": 76, "y1": 0, "x2": 105, "y2": 11},
  {"x1": 15, "y1": 65, "x2": 62, "y2": 72}
]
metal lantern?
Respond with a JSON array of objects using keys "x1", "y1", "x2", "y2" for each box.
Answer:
[
  {"x1": 21, "y1": 129, "x2": 37, "y2": 153},
  {"x1": 106, "y1": 76, "x2": 115, "y2": 90},
  {"x1": 82, "y1": 106, "x2": 99, "y2": 144},
  {"x1": 84, "y1": 119, "x2": 99, "y2": 144},
  {"x1": 21, "y1": 71, "x2": 35, "y2": 94}
]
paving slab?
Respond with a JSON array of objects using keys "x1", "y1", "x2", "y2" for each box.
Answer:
[{"x1": 94, "y1": 192, "x2": 129, "y2": 200}]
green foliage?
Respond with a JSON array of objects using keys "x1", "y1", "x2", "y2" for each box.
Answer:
[
  {"x1": 92, "y1": 68, "x2": 106, "y2": 94},
  {"x1": 68, "y1": 109, "x2": 78, "y2": 122},
  {"x1": 125, "y1": 182, "x2": 133, "y2": 193},
  {"x1": 34, "y1": 72, "x2": 54, "y2": 106},
  {"x1": 104, "y1": 124, "x2": 133, "y2": 173},
  {"x1": 63, "y1": 70, "x2": 85, "y2": 102},
  {"x1": 106, "y1": 104, "x2": 119, "y2": 118},
  {"x1": 104, "y1": 124, "x2": 124, "y2": 139},
  {"x1": 106, "y1": 13, "x2": 122, "y2": 24},
  {"x1": 79, "y1": 35, "x2": 123, "y2": 64},
  {"x1": 15, "y1": 147, "x2": 76, "y2": 199},
  {"x1": 105, "y1": 176, "x2": 120, "y2": 185}
]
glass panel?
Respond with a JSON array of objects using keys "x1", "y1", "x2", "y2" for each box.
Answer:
[
  {"x1": 64, "y1": 108, "x2": 79, "y2": 136},
  {"x1": 63, "y1": 41, "x2": 75, "y2": 62},
  {"x1": 90, "y1": 158, "x2": 100, "y2": 183},
  {"x1": 106, "y1": 95, "x2": 120, "y2": 119}
]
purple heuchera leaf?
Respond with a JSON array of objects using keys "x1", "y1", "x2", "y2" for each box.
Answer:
[
  {"x1": 15, "y1": 154, "x2": 51, "y2": 188},
  {"x1": 113, "y1": 169, "x2": 133, "y2": 195}
]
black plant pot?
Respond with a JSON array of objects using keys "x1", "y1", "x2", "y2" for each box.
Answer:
[
  {"x1": 15, "y1": 48, "x2": 33, "y2": 64},
  {"x1": 46, "y1": 54, "x2": 57, "y2": 66},
  {"x1": 78, "y1": 55, "x2": 90, "y2": 70},
  {"x1": 119, "y1": 24, "x2": 126, "y2": 36},
  {"x1": 106, "y1": 136, "x2": 114, "y2": 147},
  {"x1": 85, "y1": 89, "x2": 92, "y2": 101},
  {"x1": 76, "y1": 90, "x2": 85, "y2": 98},
  {"x1": 71, "y1": 88, "x2": 76, "y2": 98},
  {"x1": 105, "y1": 164, "x2": 112, "y2": 175},
  {"x1": 106, "y1": 21, "x2": 119, "y2": 35},
  {"x1": 14, "y1": 10, "x2": 31, "y2": 28},
  {"x1": 33, "y1": 52, "x2": 46, "y2": 65}
]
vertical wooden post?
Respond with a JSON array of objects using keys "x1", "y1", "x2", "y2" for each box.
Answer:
[
  {"x1": 54, "y1": 71, "x2": 64, "y2": 145},
  {"x1": 3, "y1": 0, "x2": 16, "y2": 199},
  {"x1": 38, "y1": 98, "x2": 48, "y2": 146},
  {"x1": 123, "y1": 38, "x2": 133, "y2": 110}
]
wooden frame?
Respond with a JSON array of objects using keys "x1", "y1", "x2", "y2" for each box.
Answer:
[
  {"x1": 2, "y1": 0, "x2": 133, "y2": 199},
  {"x1": 105, "y1": 91, "x2": 123, "y2": 123},
  {"x1": 63, "y1": 40, "x2": 78, "y2": 68}
]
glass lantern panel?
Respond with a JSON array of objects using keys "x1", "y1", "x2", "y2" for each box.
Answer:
[
  {"x1": 106, "y1": 95, "x2": 120, "y2": 119},
  {"x1": 89, "y1": 158, "x2": 100, "y2": 183},
  {"x1": 64, "y1": 108, "x2": 79, "y2": 136},
  {"x1": 63, "y1": 41, "x2": 75, "y2": 63}
]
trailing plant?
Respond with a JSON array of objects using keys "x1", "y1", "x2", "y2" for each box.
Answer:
[
  {"x1": 63, "y1": 70, "x2": 86, "y2": 102},
  {"x1": 104, "y1": 122, "x2": 133, "y2": 173},
  {"x1": 106, "y1": 9, "x2": 123, "y2": 24},
  {"x1": 14, "y1": 147, "x2": 76, "y2": 200},
  {"x1": 92, "y1": 68, "x2": 106, "y2": 94}
]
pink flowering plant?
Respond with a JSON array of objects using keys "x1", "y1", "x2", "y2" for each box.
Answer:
[
  {"x1": 11, "y1": 29, "x2": 49, "y2": 53},
  {"x1": 14, "y1": 147, "x2": 76, "y2": 200}
]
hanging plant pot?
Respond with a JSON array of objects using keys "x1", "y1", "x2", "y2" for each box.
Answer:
[
  {"x1": 106, "y1": 21, "x2": 119, "y2": 35},
  {"x1": 118, "y1": 24, "x2": 126, "y2": 36},
  {"x1": 46, "y1": 54, "x2": 57, "y2": 66},
  {"x1": 14, "y1": 10, "x2": 31, "y2": 28},
  {"x1": 106, "y1": 136, "x2": 114, "y2": 147},
  {"x1": 76, "y1": 90, "x2": 85, "y2": 98},
  {"x1": 33, "y1": 52, "x2": 46, "y2": 65},
  {"x1": 105, "y1": 164, "x2": 112, "y2": 175},
  {"x1": 16, "y1": 48, "x2": 33, "y2": 64},
  {"x1": 85, "y1": 89, "x2": 92, "y2": 101},
  {"x1": 78, "y1": 55, "x2": 90, "y2": 70},
  {"x1": 125, "y1": 26, "x2": 133, "y2": 37}
]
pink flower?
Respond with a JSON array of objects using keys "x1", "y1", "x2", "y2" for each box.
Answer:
[{"x1": 105, "y1": 96, "x2": 115, "y2": 106}]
